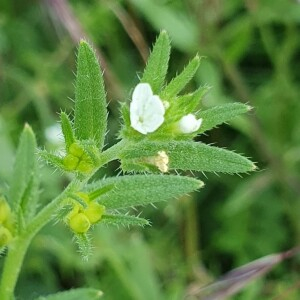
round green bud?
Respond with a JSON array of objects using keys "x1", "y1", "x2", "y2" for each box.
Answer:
[
  {"x1": 63, "y1": 154, "x2": 79, "y2": 170},
  {"x1": 77, "y1": 161, "x2": 93, "y2": 174},
  {"x1": 84, "y1": 202, "x2": 106, "y2": 224},
  {"x1": 0, "y1": 226, "x2": 13, "y2": 247},
  {"x1": 64, "y1": 203, "x2": 80, "y2": 224},
  {"x1": 69, "y1": 213, "x2": 90, "y2": 233},
  {"x1": 0, "y1": 198, "x2": 11, "y2": 224},
  {"x1": 69, "y1": 143, "x2": 84, "y2": 157}
]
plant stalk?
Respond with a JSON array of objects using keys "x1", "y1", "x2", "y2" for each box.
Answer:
[
  {"x1": 0, "y1": 237, "x2": 30, "y2": 300},
  {"x1": 0, "y1": 140, "x2": 125, "y2": 299}
]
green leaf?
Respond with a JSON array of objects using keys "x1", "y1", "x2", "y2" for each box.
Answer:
[
  {"x1": 60, "y1": 112, "x2": 75, "y2": 151},
  {"x1": 74, "y1": 40, "x2": 107, "y2": 150},
  {"x1": 141, "y1": 31, "x2": 170, "y2": 94},
  {"x1": 197, "y1": 103, "x2": 251, "y2": 134},
  {"x1": 85, "y1": 175, "x2": 203, "y2": 209},
  {"x1": 120, "y1": 141, "x2": 256, "y2": 174},
  {"x1": 8, "y1": 124, "x2": 39, "y2": 222},
  {"x1": 101, "y1": 214, "x2": 150, "y2": 227},
  {"x1": 36, "y1": 288, "x2": 103, "y2": 300},
  {"x1": 161, "y1": 55, "x2": 201, "y2": 99}
]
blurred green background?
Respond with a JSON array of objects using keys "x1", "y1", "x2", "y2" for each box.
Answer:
[{"x1": 1, "y1": 0, "x2": 300, "y2": 299}]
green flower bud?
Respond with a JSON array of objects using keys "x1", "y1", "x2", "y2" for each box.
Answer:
[
  {"x1": 0, "y1": 226, "x2": 13, "y2": 247},
  {"x1": 69, "y1": 213, "x2": 91, "y2": 233},
  {"x1": 69, "y1": 143, "x2": 84, "y2": 157},
  {"x1": 77, "y1": 161, "x2": 93, "y2": 174},
  {"x1": 64, "y1": 203, "x2": 80, "y2": 223},
  {"x1": 63, "y1": 154, "x2": 79, "y2": 170},
  {"x1": 84, "y1": 202, "x2": 106, "y2": 224}
]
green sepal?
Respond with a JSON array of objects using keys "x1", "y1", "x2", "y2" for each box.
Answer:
[
  {"x1": 74, "y1": 233, "x2": 92, "y2": 261},
  {"x1": 39, "y1": 150, "x2": 65, "y2": 171},
  {"x1": 8, "y1": 124, "x2": 39, "y2": 224},
  {"x1": 85, "y1": 175, "x2": 203, "y2": 209},
  {"x1": 36, "y1": 288, "x2": 103, "y2": 300},
  {"x1": 79, "y1": 140, "x2": 100, "y2": 167},
  {"x1": 60, "y1": 112, "x2": 75, "y2": 151},
  {"x1": 120, "y1": 141, "x2": 256, "y2": 174},
  {"x1": 141, "y1": 31, "x2": 170, "y2": 94},
  {"x1": 74, "y1": 40, "x2": 107, "y2": 150},
  {"x1": 120, "y1": 101, "x2": 130, "y2": 128},
  {"x1": 69, "y1": 193, "x2": 88, "y2": 208},
  {"x1": 88, "y1": 184, "x2": 115, "y2": 201},
  {"x1": 161, "y1": 55, "x2": 201, "y2": 99},
  {"x1": 101, "y1": 214, "x2": 150, "y2": 227},
  {"x1": 197, "y1": 103, "x2": 251, "y2": 134}
]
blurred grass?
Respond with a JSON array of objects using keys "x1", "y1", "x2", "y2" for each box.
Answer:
[{"x1": 1, "y1": 0, "x2": 300, "y2": 299}]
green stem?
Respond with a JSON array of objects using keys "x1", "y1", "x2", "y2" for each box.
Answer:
[
  {"x1": 99, "y1": 139, "x2": 126, "y2": 166},
  {"x1": 0, "y1": 140, "x2": 126, "y2": 299},
  {"x1": 0, "y1": 237, "x2": 30, "y2": 300}
]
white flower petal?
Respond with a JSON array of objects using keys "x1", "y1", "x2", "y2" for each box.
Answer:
[
  {"x1": 178, "y1": 114, "x2": 202, "y2": 134},
  {"x1": 130, "y1": 84, "x2": 165, "y2": 134},
  {"x1": 132, "y1": 83, "x2": 153, "y2": 104}
]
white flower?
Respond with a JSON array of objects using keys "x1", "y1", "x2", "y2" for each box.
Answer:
[
  {"x1": 130, "y1": 83, "x2": 165, "y2": 134},
  {"x1": 178, "y1": 114, "x2": 202, "y2": 134}
]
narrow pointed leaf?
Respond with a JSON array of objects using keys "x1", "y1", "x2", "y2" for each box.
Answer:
[
  {"x1": 161, "y1": 55, "x2": 201, "y2": 99},
  {"x1": 197, "y1": 103, "x2": 251, "y2": 134},
  {"x1": 141, "y1": 31, "x2": 170, "y2": 93},
  {"x1": 85, "y1": 175, "x2": 203, "y2": 209},
  {"x1": 60, "y1": 112, "x2": 75, "y2": 151},
  {"x1": 101, "y1": 214, "x2": 150, "y2": 227},
  {"x1": 74, "y1": 40, "x2": 107, "y2": 149},
  {"x1": 120, "y1": 141, "x2": 256, "y2": 174},
  {"x1": 195, "y1": 248, "x2": 299, "y2": 300},
  {"x1": 36, "y1": 288, "x2": 103, "y2": 300},
  {"x1": 9, "y1": 124, "x2": 39, "y2": 221}
]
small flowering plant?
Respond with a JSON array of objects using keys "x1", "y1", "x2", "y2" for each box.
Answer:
[{"x1": 0, "y1": 31, "x2": 255, "y2": 299}]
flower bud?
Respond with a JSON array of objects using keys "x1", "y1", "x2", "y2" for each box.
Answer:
[
  {"x1": 178, "y1": 114, "x2": 202, "y2": 134},
  {"x1": 63, "y1": 154, "x2": 79, "y2": 170},
  {"x1": 84, "y1": 202, "x2": 106, "y2": 224},
  {"x1": 69, "y1": 143, "x2": 84, "y2": 157},
  {"x1": 77, "y1": 161, "x2": 93, "y2": 174},
  {"x1": 69, "y1": 213, "x2": 91, "y2": 233},
  {"x1": 0, "y1": 226, "x2": 13, "y2": 247}
]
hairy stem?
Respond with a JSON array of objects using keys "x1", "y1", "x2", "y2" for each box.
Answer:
[
  {"x1": 0, "y1": 237, "x2": 31, "y2": 300},
  {"x1": 0, "y1": 140, "x2": 125, "y2": 299}
]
